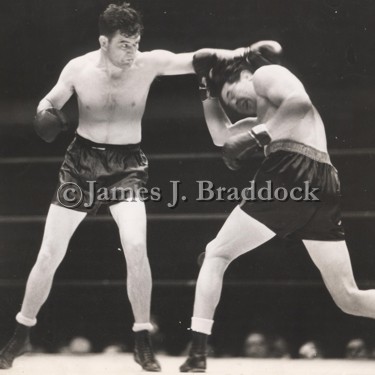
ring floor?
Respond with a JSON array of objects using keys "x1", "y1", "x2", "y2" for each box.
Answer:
[{"x1": 5, "y1": 354, "x2": 375, "y2": 375}]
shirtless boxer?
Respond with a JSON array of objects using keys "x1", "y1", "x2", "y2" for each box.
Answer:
[
  {"x1": 0, "y1": 3, "x2": 250, "y2": 372},
  {"x1": 180, "y1": 43, "x2": 375, "y2": 372}
]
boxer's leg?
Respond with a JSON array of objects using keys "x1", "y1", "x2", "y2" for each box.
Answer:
[
  {"x1": 193, "y1": 206, "x2": 275, "y2": 322},
  {"x1": 180, "y1": 206, "x2": 275, "y2": 372},
  {"x1": 110, "y1": 200, "x2": 160, "y2": 372},
  {"x1": 304, "y1": 240, "x2": 375, "y2": 318},
  {"x1": 0, "y1": 204, "x2": 86, "y2": 369}
]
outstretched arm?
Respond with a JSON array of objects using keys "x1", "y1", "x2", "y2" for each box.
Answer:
[
  {"x1": 150, "y1": 47, "x2": 248, "y2": 76},
  {"x1": 150, "y1": 50, "x2": 195, "y2": 76}
]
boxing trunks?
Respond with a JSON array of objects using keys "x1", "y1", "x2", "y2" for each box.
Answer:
[
  {"x1": 51, "y1": 133, "x2": 149, "y2": 214},
  {"x1": 240, "y1": 140, "x2": 345, "y2": 241}
]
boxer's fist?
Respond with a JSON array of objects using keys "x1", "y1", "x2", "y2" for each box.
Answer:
[
  {"x1": 243, "y1": 40, "x2": 282, "y2": 71},
  {"x1": 33, "y1": 107, "x2": 69, "y2": 143},
  {"x1": 222, "y1": 125, "x2": 271, "y2": 170},
  {"x1": 193, "y1": 50, "x2": 218, "y2": 79},
  {"x1": 198, "y1": 76, "x2": 221, "y2": 101}
]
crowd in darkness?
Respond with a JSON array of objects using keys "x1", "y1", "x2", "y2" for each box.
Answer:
[{"x1": 30, "y1": 316, "x2": 375, "y2": 360}]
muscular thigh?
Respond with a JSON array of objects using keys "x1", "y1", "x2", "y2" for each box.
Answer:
[
  {"x1": 43, "y1": 204, "x2": 86, "y2": 246},
  {"x1": 109, "y1": 200, "x2": 147, "y2": 245},
  {"x1": 38, "y1": 205, "x2": 86, "y2": 264},
  {"x1": 207, "y1": 206, "x2": 275, "y2": 261}
]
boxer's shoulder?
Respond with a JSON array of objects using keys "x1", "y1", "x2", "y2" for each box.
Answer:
[
  {"x1": 66, "y1": 51, "x2": 100, "y2": 70},
  {"x1": 253, "y1": 65, "x2": 305, "y2": 96},
  {"x1": 59, "y1": 52, "x2": 99, "y2": 85},
  {"x1": 60, "y1": 53, "x2": 90, "y2": 77},
  {"x1": 253, "y1": 65, "x2": 291, "y2": 81}
]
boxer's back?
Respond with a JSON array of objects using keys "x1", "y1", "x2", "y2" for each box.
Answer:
[
  {"x1": 258, "y1": 96, "x2": 328, "y2": 153},
  {"x1": 254, "y1": 66, "x2": 328, "y2": 153}
]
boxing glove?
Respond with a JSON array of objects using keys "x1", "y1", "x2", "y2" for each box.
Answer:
[
  {"x1": 209, "y1": 41, "x2": 282, "y2": 90},
  {"x1": 193, "y1": 50, "x2": 218, "y2": 79},
  {"x1": 33, "y1": 107, "x2": 69, "y2": 143},
  {"x1": 193, "y1": 51, "x2": 221, "y2": 100},
  {"x1": 222, "y1": 124, "x2": 271, "y2": 170},
  {"x1": 243, "y1": 40, "x2": 282, "y2": 72}
]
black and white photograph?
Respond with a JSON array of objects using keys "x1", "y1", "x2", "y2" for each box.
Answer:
[{"x1": 1, "y1": 0, "x2": 375, "y2": 374}]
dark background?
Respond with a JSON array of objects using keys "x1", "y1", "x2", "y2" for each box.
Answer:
[{"x1": 1, "y1": 0, "x2": 375, "y2": 357}]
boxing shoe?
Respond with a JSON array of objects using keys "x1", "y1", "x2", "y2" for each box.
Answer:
[
  {"x1": 0, "y1": 323, "x2": 31, "y2": 369},
  {"x1": 134, "y1": 330, "x2": 161, "y2": 372},
  {"x1": 180, "y1": 332, "x2": 208, "y2": 373}
]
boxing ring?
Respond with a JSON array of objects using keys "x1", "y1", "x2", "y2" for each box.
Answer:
[
  {"x1": 7, "y1": 354, "x2": 375, "y2": 375},
  {"x1": 1, "y1": 149, "x2": 375, "y2": 369}
]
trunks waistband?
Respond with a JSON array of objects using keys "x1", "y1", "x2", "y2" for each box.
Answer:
[
  {"x1": 264, "y1": 140, "x2": 332, "y2": 165},
  {"x1": 74, "y1": 133, "x2": 141, "y2": 152}
]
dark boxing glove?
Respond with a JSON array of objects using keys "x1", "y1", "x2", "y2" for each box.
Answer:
[
  {"x1": 243, "y1": 40, "x2": 282, "y2": 72},
  {"x1": 222, "y1": 124, "x2": 271, "y2": 170},
  {"x1": 193, "y1": 50, "x2": 218, "y2": 79},
  {"x1": 209, "y1": 41, "x2": 282, "y2": 93},
  {"x1": 193, "y1": 50, "x2": 222, "y2": 100},
  {"x1": 198, "y1": 76, "x2": 220, "y2": 101},
  {"x1": 33, "y1": 107, "x2": 69, "y2": 143}
]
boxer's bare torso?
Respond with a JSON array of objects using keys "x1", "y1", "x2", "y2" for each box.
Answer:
[
  {"x1": 254, "y1": 67, "x2": 328, "y2": 153},
  {"x1": 222, "y1": 65, "x2": 328, "y2": 153},
  {"x1": 38, "y1": 32, "x2": 194, "y2": 144},
  {"x1": 73, "y1": 50, "x2": 159, "y2": 144}
]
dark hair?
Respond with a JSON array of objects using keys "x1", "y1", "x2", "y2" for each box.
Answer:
[
  {"x1": 210, "y1": 58, "x2": 252, "y2": 95},
  {"x1": 211, "y1": 49, "x2": 281, "y2": 95},
  {"x1": 99, "y1": 2, "x2": 143, "y2": 39}
]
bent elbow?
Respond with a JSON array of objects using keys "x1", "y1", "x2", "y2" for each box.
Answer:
[
  {"x1": 298, "y1": 94, "x2": 313, "y2": 112},
  {"x1": 213, "y1": 138, "x2": 225, "y2": 147},
  {"x1": 211, "y1": 130, "x2": 230, "y2": 147}
]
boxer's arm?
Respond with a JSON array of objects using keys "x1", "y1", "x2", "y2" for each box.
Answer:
[
  {"x1": 37, "y1": 60, "x2": 76, "y2": 112},
  {"x1": 196, "y1": 47, "x2": 247, "y2": 60},
  {"x1": 202, "y1": 98, "x2": 258, "y2": 145},
  {"x1": 253, "y1": 65, "x2": 312, "y2": 139},
  {"x1": 150, "y1": 47, "x2": 248, "y2": 76},
  {"x1": 202, "y1": 98, "x2": 231, "y2": 146},
  {"x1": 228, "y1": 117, "x2": 259, "y2": 136},
  {"x1": 149, "y1": 50, "x2": 195, "y2": 75}
]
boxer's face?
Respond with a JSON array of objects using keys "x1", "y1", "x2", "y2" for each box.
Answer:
[
  {"x1": 104, "y1": 31, "x2": 140, "y2": 68},
  {"x1": 221, "y1": 70, "x2": 257, "y2": 115}
]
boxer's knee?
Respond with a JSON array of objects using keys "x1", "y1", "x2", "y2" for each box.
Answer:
[
  {"x1": 35, "y1": 240, "x2": 67, "y2": 273},
  {"x1": 330, "y1": 285, "x2": 360, "y2": 315},
  {"x1": 205, "y1": 240, "x2": 234, "y2": 268}
]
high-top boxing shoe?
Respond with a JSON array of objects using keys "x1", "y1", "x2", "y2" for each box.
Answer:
[
  {"x1": 0, "y1": 323, "x2": 31, "y2": 369},
  {"x1": 134, "y1": 330, "x2": 161, "y2": 372}
]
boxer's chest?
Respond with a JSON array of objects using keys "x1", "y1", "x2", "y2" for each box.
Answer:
[{"x1": 74, "y1": 67, "x2": 153, "y2": 111}]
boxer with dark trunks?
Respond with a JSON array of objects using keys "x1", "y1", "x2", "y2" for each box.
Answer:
[
  {"x1": 0, "y1": 3, "x2": 256, "y2": 371},
  {"x1": 180, "y1": 42, "x2": 375, "y2": 372}
]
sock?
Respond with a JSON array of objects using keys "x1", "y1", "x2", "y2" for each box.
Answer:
[
  {"x1": 132, "y1": 322, "x2": 153, "y2": 333},
  {"x1": 191, "y1": 317, "x2": 214, "y2": 335},
  {"x1": 15, "y1": 312, "x2": 37, "y2": 327}
]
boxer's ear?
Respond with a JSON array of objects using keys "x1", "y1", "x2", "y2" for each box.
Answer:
[
  {"x1": 99, "y1": 36, "x2": 108, "y2": 50},
  {"x1": 240, "y1": 70, "x2": 253, "y2": 81}
]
